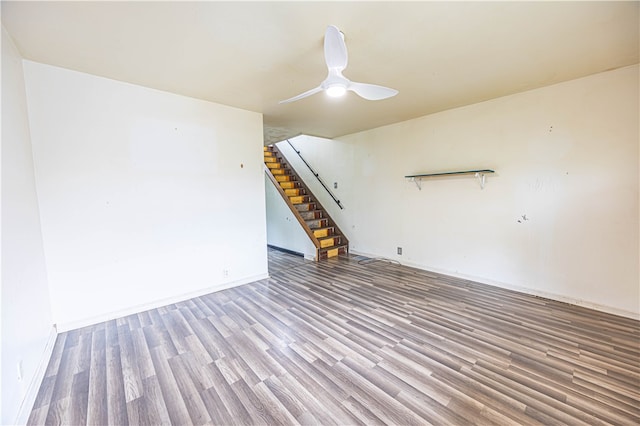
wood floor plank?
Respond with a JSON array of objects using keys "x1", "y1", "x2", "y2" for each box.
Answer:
[
  {"x1": 147, "y1": 345, "x2": 193, "y2": 425},
  {"x1": 29, "y1": 374, "x2": 56, "y2": 419},
  {"x1": 69, "y1": 370, "x2": 89, "y2": 425},
  {"x1": 47, "y1": 343, "x2": 78, "y2": 405},
  {"x1": 463, "y1": 363, "x2": 602, "y2": 425},
  {"x1": 86, "y1": 328, "x2": 107, "y2": 425},
  {"x1": 205, "y1": 360, "x2": 255, "y2": 425},
  {"x1": 105, "y1": 344, "x2": 128, "y2": 425},
  {"x1": 125, "y1": 395, "x2": 149, "y2": 425},
  {"x1": 341, "y1": 395, "x2": 386, "y2": 426},
  {"x1": 327, "y1": 359, "x2": 426, "y2": 426},
  {"x1": 129, "y1": 327, "x2": 156, "y2": 380},
  {"x1": 252, "y1": 381, "x2": 301, "y2": 425},
  {"x1": 140, "y1": 376, "x2": 172, "y2": 425},
  {"x1": 28, "y1": 248, "x2": 640, "y2": 425},
  {"x1": 267, "y1": 346, "x2": 361, "y2": 425},
  {"x1": 432, "y1": 364, "x2": 544, "y2": 425},
  {"x1": 43, "y1": 397, "x2": 71, "y2": 425},
  {"x1": 167, "y1": 354, "x2": 213, "y2": 425},
  {"x1": 275, "y1": 372, "x2": 341, "y2": 426},
  {"x1": 262, "y1": 374, "x2": 310, "y2": 422},
  {"x1": 230, "y1": 379, "x2": 282, "y2": 425},
  {"x1": 117, "y1": 324, "x2": 144, "y2": 403}
]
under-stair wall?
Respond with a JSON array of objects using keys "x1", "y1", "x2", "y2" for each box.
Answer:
[
  {"x1": 264, "y1": 172, "x2": 317, "y2": 259},
  {"x1": 264, "y1": 145, "x2": 348, "y2": 260}
]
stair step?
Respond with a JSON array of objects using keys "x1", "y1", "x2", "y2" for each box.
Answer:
[
  {"x1": 279, "y1": 181, "x2": 299, "y2": 189},
  {"x1": 266, "y1": 162, "x2": 283, "y2": 169},
  {"x1": 313, "y1": 227, "x2": 334, "y2": 238},
  {"x1": 264, "y1": 156, "x2": 278, "y2": 163},
  {"x1": 295, "y1": 203, "x2": 316, "y2": 212},
  {"x1": 290, "y1": 195, "x2": 311, "y2": 205},
  {"x1": 284, "y1": 188, "x2": 304, "y2": 196},
  {"x1": 306, "y1": 218, "x2": 328, "y2": 229},
  {"x1": 319, "y1": 235, "x2": 341, "y2": 247},
  {"x1": 326, "y1": 248, "x2": 339, "y2": 258},
  {"x1": 320, "y1": 238, "x2": 335, "y2": 248},
  {"x1": 270, "y1": 168, "x2": 288, "y2": 175},
  {"x1": 299, "y1": 210, "x2": 322, "y2": 220},
  {"x1": 275, "y1": 175, "x2": 294, "y2": 183},
  {"x1": 318, "y1": 244, "x2": 348, "y2": 259}
]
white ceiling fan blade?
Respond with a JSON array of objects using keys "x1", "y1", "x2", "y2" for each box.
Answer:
[
  {"x1": 279, "y1": 86, "x2": 323, "y2": 104},
  {"x1": 349, "y1": 82, "x2": 399, "y2": 101},
  {"x1": 324, "y1": 25, "x2": 348, "y2": 70}
]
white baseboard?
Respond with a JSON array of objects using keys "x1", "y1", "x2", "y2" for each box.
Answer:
[
  {"x1": 350, "y1": 249, "x2": 639, "y2": 320},
  {"x1": 56, "y1": 273, "x2": 269, "y2": 332},
  {"x1": 14, "y1": 325, "x2": 58, "y2": 425}
]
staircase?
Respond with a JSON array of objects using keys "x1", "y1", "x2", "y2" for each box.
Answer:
[{"x1": 264, "y1": 144, "x2": 349, "y2": 260}]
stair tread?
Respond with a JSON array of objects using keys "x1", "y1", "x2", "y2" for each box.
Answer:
[
  {"x1": 294, "y1": 205, "x2": 316, "y2": 212},
  {"x1": 305, "y1": 218, "x2": 327, "y2": 223},
  {"x1": 318, "y1": 235, "x2": 339, "y2": 240},
  {"x1": 318, "y1": 243, "x2": 348, "y2": 252}
]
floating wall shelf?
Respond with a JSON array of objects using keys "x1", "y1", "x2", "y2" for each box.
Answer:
[{"x1": 405, "y1": 169, "x2": 495, "y2": 190}]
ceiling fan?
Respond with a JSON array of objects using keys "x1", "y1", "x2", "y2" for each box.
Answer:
[{"x1": 279, "y1": 25, "x2": 399, "y2": 104}]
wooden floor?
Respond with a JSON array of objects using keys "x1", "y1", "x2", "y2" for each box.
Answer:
[{"x1": 29, "y1": 248, "x2": 640, "y2": 425}]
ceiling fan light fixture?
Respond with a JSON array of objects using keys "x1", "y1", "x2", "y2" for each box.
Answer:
[
  {"x1": 326, "y1": 84, "x2": 347, "y2": 98},
  {"x1": 279, "y1": 25, "x2": 398, "y2": 104}
]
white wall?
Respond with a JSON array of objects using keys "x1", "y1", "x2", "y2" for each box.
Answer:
[
  {"x1": 1, "y1": 28, "x2": 55, "y2": 425},
  {"x1": 23, "y1": 61, "x2": 268, "y2": 330},
  {"x1": 289, "y1": 65, "x2": 639, "y2": 318},
  {"x1": 264, "y1": 173, "x2": 316, "y2": 259}
]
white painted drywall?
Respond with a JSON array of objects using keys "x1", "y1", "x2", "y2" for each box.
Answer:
[
  {"x1": 1, "y1": 28, "x2": 55, "y2": 425},
  {"x1": 23, "y1": 61, "x2": 268, "y2": 330},
  {"x1": 287, "y1": 65, "x2": 639, "y2": 318},
  {"x1": 264, "y1": 173, "x2": 316, "y2": 259}
]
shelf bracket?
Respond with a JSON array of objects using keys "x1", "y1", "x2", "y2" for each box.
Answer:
[
  {"x1": 412, "y1": 177, "x2": 422, "y2": 190},
  {"x1": 475, "y1": 172, "x2": 486, "y2": 189}
]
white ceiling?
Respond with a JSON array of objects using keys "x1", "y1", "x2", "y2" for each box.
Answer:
[{"x1": 2, "y1": 1, "x2": 638, "y2": 144}]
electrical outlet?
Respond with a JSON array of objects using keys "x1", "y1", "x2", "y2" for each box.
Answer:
[
  {"x1": 397, "y1": 247, "x2": 402, "y2": 255},
  {"x1": 223, "y1": 269, "x2": 229, "y2": 278}
]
